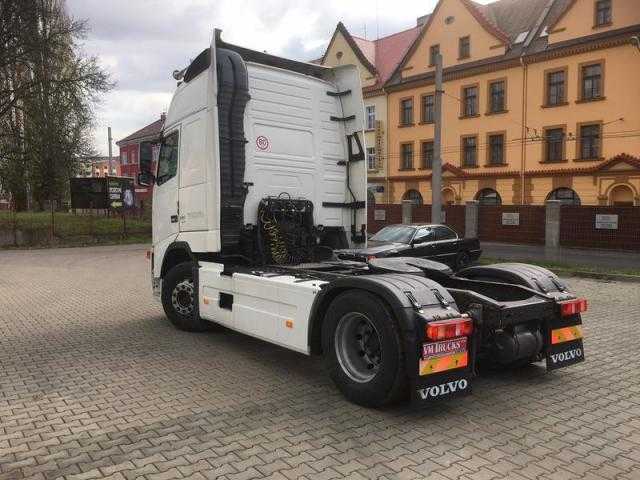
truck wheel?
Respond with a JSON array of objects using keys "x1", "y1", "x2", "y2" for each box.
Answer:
[
  {"x1": 161, "y1": 261, "x2": 209, "y2": 332},
  {"x1": 455, "y1": 251, "x2": 471, "y2": 271},
  {"x1": 322, "y1": 291, "x2": 407, "y2": 407}
]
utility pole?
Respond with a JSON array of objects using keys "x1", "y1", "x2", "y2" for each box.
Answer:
[
  {"x1": 107, "y1": 126, "x2": 113, "y2": 176},
  {"x1": 431, "y1": 53, "x2": 443, "y2": 224}
]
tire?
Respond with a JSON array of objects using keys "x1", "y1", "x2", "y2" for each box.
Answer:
[
  {"x1": 321, "y1": 290, "x2": 408, "y2": 407},
  {"x1": 455, "y1": 251, "x2": 471, "y2": 271},
  {"x1": 161, "y1": 261, "x2": 210, "y2": 332}
]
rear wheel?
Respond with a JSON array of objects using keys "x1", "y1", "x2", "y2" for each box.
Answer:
[
  {"x1": 161, "y1": 261, "x2": 210, "y2": 332},
  {"x1": 455, "y1": 251, "x2": 471, "y2": 271},
  {"x1": 322, "y1": 291, "x2": 408, "y2": 407}
]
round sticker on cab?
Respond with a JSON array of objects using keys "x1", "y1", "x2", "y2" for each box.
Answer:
[{"x1": 256, "y1": 135, "x2": 269, "y2": 150}]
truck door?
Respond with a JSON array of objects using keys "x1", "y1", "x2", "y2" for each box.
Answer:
[
  {"x1": 178, "y1": 112, "x2": 209, "y2": 232},
  {"x1": 152, "y1": 129, "x2": 180, "y2": 244}
]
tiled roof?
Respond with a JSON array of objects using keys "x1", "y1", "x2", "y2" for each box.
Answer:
[
  {"x1": 116, "y1": 115, "x2": 164, "y2": 146},
  {"x1": 321, "y1": 22, "x2": 421, "y2": 93}
]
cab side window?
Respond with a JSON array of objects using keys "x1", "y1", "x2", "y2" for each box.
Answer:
[
  {"x1": 156, "y1": 131, "x2": 179, "y2": 186},
  {"x1": 413, "y1": 227, "x2": 434, "y2": 243},
  {"x1": 434, "y1": 226, "x2": 457, "y2": 240}
]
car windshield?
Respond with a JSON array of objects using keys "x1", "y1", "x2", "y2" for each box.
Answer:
[{"x1": 370, "y1": 226, "x2": 416, "y2": 244}]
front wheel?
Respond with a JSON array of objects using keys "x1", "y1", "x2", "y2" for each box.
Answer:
[
  {"x1": 322, "y1": 291, "x2": 408, "y2": 407},
  {"x1": 161, "y1": 261, "x2": 210, "y2": 332}
]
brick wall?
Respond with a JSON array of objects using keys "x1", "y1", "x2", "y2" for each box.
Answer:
[
  {"x1": 368, "y1": 204, "x2": 638, "y2": 250},
  {"x1": 477, "y1": 206, "x2": 546, "y2": 244},
  {"x1": 560, "y1": 206, "x2": 640, "y2": 251},
  {"x1": 367, "y1": 204, "x2": 403, "y2": 233}
]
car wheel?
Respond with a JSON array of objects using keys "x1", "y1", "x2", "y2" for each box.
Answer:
[
  {"x1": 455, "y1": 251, "x2": 471, "y2": 271},
  {"x1": 322, "y1": 290, "x2": 408, "y2": 407},
  {"x1": 161, "y1": 261, "x2": 210, "y2": 332}
]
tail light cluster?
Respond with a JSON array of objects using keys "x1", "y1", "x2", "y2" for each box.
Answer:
[
  {"x1": 425, "y1": 317, "x2": 473, "y2": 341},
  {"x1": 559, "y1": 298, "x2": 588, "y2": 317}
]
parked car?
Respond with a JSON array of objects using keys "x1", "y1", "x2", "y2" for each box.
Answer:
[{"x1": 337, "y1": 224, "x2": 482, "y2": 270}]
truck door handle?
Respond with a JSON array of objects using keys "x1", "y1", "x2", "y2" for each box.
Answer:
[{"x1": 170, "y1": 215, "x2": 178, "y2": 223}]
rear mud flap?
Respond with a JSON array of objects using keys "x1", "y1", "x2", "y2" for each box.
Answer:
[
  {"x1": 546, "y1": 316, "x2": 585, "y2": 371},
  {"x1": 411, "y1": 370, "x2": 472, "y2": 405}
]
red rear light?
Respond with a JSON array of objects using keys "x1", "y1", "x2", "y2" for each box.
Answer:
[
  {"x1": 560, "y1": 298, "x2": 588, "y2": 317},
  {"x1": 146, "y1": 250, "x2": 151, "y2": 260},
  {"x1": 426, "y1": 317, "x2": 473, "y2": 341}
]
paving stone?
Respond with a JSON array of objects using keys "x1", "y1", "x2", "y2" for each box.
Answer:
[{"x1": 0, "y1": 246, "x2": 638, "y2": 480}]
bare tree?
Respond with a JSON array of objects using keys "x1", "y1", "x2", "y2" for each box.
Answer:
[{"x1": 0, "y1": 0, "x2": 113, "y2": 210}]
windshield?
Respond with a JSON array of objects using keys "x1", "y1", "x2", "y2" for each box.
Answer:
[{"x1": 370, "y1": 225, "x2": 415, "y2": 244}]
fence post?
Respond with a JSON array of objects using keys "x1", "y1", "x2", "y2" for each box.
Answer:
[
  {"x1": 50, "y1": 200, "x2": 55, "y2": 242},
  {"x1": 464, "y1": 201, "x2": 479, "y2": 239},
  {"x1": 545, "y1": 200, "x2": 561, "y2": 249},
  {"x1": 401, "y1": 201, "x2": 413, "y2": 224},
  {"x1": 122, "y1": 212, "x2": 127, "y2": 239},
  {"x1": 12, "y1": 201, "x2": 18, "y2": 246}
]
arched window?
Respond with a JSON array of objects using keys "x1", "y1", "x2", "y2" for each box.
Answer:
[
  {"x1": 402, "y1": 189, "x2": 423, "y2": 205},
  {"x1": 609, "y1": 184, "x2": 635, "y2": 206},
  {"x1": 546, "y1": 187, "x2": 581, "y2": 205},
  {"x1": 476, "y1": 188, "x2": 502, "y2": 205},
  {"x1": 367, "y1": 188, "x2": 376, "y2": 206}
]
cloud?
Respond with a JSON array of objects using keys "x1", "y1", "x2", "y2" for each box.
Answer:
[{"x1": 67, "y1": 0, "x2": 492, "y2": 154}]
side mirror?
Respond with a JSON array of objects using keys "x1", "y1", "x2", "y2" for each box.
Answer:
[{"x1": 137, "y1": 171, "x2": 155, "y2": 187}]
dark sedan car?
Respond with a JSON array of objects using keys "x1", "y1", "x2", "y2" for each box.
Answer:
[{"x1": 337, "y1": 224, "x2": 482, "y2": 270}]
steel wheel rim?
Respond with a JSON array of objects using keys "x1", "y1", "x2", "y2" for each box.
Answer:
[
  {"x1": 334, "y1": 312, "x2": 382, "y2": 383},
  {"x1": 172, "y1": 279, "x2": 194, "y2": 316}
]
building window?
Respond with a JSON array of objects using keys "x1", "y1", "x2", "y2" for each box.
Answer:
[
  {"x1": 580, "y1": 63, "x2": 603, "y2": 101},
  {"x1": 476, "y1": 188, "x2": 502, "y2": 205},
  {"x1": 429, "y1": 44, "x2": 440, "y2": 66},
  {"x1": 462, "y1": 85, "x2": 478, "y2": 117},
  {"x1": 400, "y1": 98, "x2": 414, "y2": 125},
  {"x1": 579, "y1": 123, "x2": 601, "y2": 159},
  {"x1": 367, "y1": 147, "x2": 377, "y2": 170},
  {"x1": 546, "y1": 70, "x2": 566, "y2": 106},
  {"x1": 462, "y1": 136, "x2": 477, "y2": 167},
  {"x1": 595, "y1": 0, "x2": 612, "y2": 26},
  {"x1": 609, "y1": 184, "x2": 634, "y2": 206},
  {"x1": 403, "y1": 189, "x2": 423, "y2": 205},
  {"x1": 421, "y1": 141, "x2": 434, "y2": 169},
  {"x1": 365, "y1": 105, "x2": 376, "y2": 130},
  {"x1": 544, "y1": 127, "x2": 565, "y2": 162},
  {"x1": 458, "y1": 36, "x2": 470, "y2": 59},
  {"x1": 131, "y1": 150, "x2": 137, "y2": 164},
  {"x1": 367, "y1": 188, "x2": 376, "y2": 206},
  {"x1": 421, "y1": 94, "x2": 434, "y2": 123},
  {"x1": 121, "y1": 151, "x2": 128, "y2": 165},
  {"x1": 546, "y1": 188, "x2": 581, "y2": 205},
  {"x1": 400, "y1": 143, "x2": 414, "y2": 170},
  {"x1": 487, "y1": 133, "x2": 505, "y2": 165},
  {"x1": 488, "y1": 80, "x2": 506, "y2": 113}
]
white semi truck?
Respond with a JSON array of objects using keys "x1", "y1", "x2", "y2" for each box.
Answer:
[{"x1": 139, "y1": 31, "x2": 587, "y2": 408}]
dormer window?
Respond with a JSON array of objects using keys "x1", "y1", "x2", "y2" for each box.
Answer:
[
  {"x1": 458, "y1": 36, "x2": 470, "y2": 59},
  {"x1": 429, "y1": 44, "x2": 440, "y2": 66},
  {"x1": 595, "y1": 0, "x2": 611, "y2": 27}
]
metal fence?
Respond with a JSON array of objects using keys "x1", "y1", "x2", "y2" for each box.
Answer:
[{"x1": 0, "y1": 207, "x2": 151, "y2": 247}]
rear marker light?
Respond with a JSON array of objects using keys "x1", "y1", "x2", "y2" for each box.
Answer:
[
  {"x1": 426, "y1": 317, "x2": 473, "y2": 341},
  {"x1": 560, "y1": 298, "x2": 588, "y2": 317}
]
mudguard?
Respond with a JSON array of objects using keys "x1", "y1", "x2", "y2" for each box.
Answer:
[
  {"x1": 457, "y1": 263, "x2": 569, "y2": 296},
  {"x1": 457, "y1": 263, "x2": 585, "y2": 371},
  {"x1": 309, "y1": 273, "x2": 474, "y2": 406}
]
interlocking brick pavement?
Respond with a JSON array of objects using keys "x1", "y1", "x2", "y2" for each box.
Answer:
[{"x1": 1, "y1": 244, "x2": 639, "y2": 480}]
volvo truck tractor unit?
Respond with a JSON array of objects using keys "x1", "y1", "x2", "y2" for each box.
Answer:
[{"x1": 139, "y1": 30, "x2": 587, "y2": 408}]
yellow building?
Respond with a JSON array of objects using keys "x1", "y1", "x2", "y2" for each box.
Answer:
[
  {"x1": 320, "y1": 22, "x2": 421, "y2": 203},
  {"x1": 327, "y1": 0, "x2": 640, "y2": 206}
]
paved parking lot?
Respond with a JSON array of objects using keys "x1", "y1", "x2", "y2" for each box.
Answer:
[{"x1": 1, "y1": 245, "x2": 639, "y2": 480}]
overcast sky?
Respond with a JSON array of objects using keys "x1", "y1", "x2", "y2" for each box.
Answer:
[{"x1": 67, "y1": 0, "x2": 492, "y2": 156}]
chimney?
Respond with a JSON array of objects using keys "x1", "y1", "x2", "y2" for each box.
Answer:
[
  {"x1": 417, "y1": 14, "x2": 429, "y2": 26},
  {"x1": 160, "y1": 112, "x2": 166, "y2": 123}
]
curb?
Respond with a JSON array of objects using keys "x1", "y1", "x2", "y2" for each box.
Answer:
[{"x1": 552, "y1": 269, "x2": 640, "y2": 283}]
